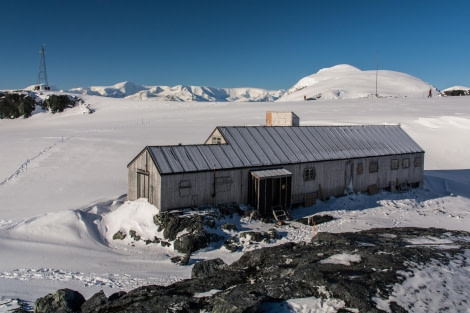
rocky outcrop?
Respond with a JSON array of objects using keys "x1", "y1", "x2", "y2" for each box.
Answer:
[
  {"x1": 35, "y1": 227, "x2": 470, "y2": 312},
  {"x1": 152, "y1": 206, "x2": 251, "y2": 255}
]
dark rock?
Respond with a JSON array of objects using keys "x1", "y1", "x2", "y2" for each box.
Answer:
[
  {"x1": 220, "y1": 223, "x2": 238, "y2": 231},
  {"x1": 171, "y1": 254, "x2": 190, "y2": 265},
  {"x1": 112, "y1": 230, "x2": 126, "y2": 240},
  {"x1": 160, "y1": 240, "x2": 170, "y2": 247},
  {"x1": 267, "y1": 228, "x2": 280, "y2": 240},
  {"x1": 209, "y1": 287, "x2": 270, "y2": 313},
  {"x1": 34, "y1": 288, "x2": 85, "y2": 313},
  {"x1": 107, "y1": 291, "x2": 126, "y2": 302},
  {"x1": 47, "y1": 227, "x2": 470, "y2": 313},
  {"x1": 129, "y1": 230, "x2": 140, "y2": 241},
  {"x1": 173, "y1": 232, "x2": 210, "y2": 254},
  {"x1": 191, "y1": 258, "x2": 228, "y2": 279},
  {"x1": 154, "y1": 213, "x2": 207, "y2": 241},
  {"x1": 223, "y1": 235, "x2": 240, "y2": 252},
  {"x1": 80, "y1": 290, "x2": 107, "y2": 312},
  {"x1": 240, "y1": 230, "x2": 276, "y2": 243},
  {"x1": 180, "y1": 253, "x2": 191, "y2": 265}
]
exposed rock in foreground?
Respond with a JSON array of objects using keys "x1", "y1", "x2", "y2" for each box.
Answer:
[{"x1": 34, "y1": 227, "x2": 470, "y2": 313}]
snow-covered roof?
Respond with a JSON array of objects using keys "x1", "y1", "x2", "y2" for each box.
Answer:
[
  {"x1": 147, "y1": 125, "x2": 424, "y2": 175},
  {"x1": 251, "y1": 168, "x2": 292, "y2": 179}
]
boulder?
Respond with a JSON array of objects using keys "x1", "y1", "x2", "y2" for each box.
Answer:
[
  {"x1": 80, "y1": 290, "x2": 107, "y2": 312},
  {"x1": 191, "y1": 258, "x2": 228, "y2": 279},
  {"x1": 173, "y1": 232, "x2": 210, "y2": 254},
  {"x1": 34, "y1": 288, "x2": 85, "y2": 313}
]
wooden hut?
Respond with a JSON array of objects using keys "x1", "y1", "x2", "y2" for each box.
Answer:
[{"x1": 128, "y1": 116, "x2": 424, "y2": 217}]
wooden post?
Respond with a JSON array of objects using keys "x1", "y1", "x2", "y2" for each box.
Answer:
[{"x1": 319, "y1": 184, "x2": 326, "y2": 202}]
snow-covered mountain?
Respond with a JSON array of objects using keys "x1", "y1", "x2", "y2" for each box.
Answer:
[
  {"x1": 278, "y1": 64, "x2": 435, "y2": 101},
  {"x1": 68, "y1": 81, "x2": 284, "y2": 102},
  {"x1": 442, "y1": 85, "x2": 470, "y2": 91},
  {"x1": 62, "y1": 64, "x2": 441, "y2": 102},
  {"x1": 441, "y1": 85, "x2": 470, "y2": 96}
]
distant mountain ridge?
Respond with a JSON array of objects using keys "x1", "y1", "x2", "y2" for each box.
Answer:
[
  {"x1": 68, "y1": 81, "x2": 284, "y2": 102},
  {"x1": 25, "y1": 64, "x2": 465, "y2": 102}
]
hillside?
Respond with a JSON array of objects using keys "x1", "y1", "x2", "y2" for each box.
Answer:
[{"x1": 278, "y1": 64, "x2": 435, "y2": 101}]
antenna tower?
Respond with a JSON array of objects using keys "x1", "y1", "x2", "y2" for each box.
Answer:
[{"x1": 37, "y1": 44, "x2": 49, "y2": 90}]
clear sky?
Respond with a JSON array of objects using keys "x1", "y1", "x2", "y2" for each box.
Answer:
[{"x1": 1, "y1": 0, "x2": 469, "y2": 91}]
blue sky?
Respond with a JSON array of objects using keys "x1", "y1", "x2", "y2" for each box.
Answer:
[{"x1": 1, "y1": 0, "x2": 469, "y2": 91}]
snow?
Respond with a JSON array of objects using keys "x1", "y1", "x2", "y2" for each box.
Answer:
[
  {"x1": 259, "y1": 285, "x2": 360, "y2": 313},
  {"x1": 259, "y1": 296, "x2": 350, "y2": 313},
  {"x1": 442, "y1": 85, "x2": 470, "y2": 92},
  {"x1": 102, "y1": 198, "x2": 161, "y2": 246},
  {"x1": 319, "y1": 253, "x2": 361, "y2": 266},
  {"x1": 374, "y1": 249, "x2": 470, "y2": 312},
  {"x1": 280, "y1": 64, "x2": 434, "y2": 101},
  {"x1": 1, "y1": 66, "x2": 470, "y2": 312}
]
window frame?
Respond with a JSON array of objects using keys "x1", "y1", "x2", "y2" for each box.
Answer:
[
  {"x1": 414, "y1": 156, "x2": 423, "y2": 167},
  {"x1": 369, "y1": 160, "x2": 378, "y2": 173},
  {"x1": 402, "y1": 158, "x2": 410, "y2": 169},
  {"x1": 391, "y1": 159, "x2": 399, "y2": 170},
  {"x1": 303, "y1": 167, "x2": 316, "y2": 181},
  {"x1": 357, "y1": 162, "x2": 364, "y2": 175},
  {"x1": 179, "y1": 180, "x2": 191, "y2": 197}
]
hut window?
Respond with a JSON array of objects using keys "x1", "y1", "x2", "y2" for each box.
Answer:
[
  {"x1": 215, "y1": 176, "x2": 232, "y2": 192},
  {"x1": 369, "y1": 161, "x2": 378, "y2": 173},
  {"x1": 414, "y1": 157, "x2": 422, "y2": 167},
  {"x1": 212, "y1": 137, "x2": 222, "y2": 144},
  {"x1": 402, "y1": 158, "x2": 410, "y2": 168},
  {"x1": 391, "y1": 159, "x2": 399, "y2": 170},
  {"x1": 304, "y1": 168, "x2": 316, "y2": 181},
  {"x1": 179, "y1": 180, "x2": 191, "y2": 197},
  {"x1": 357, "y1": 162, "x2": 364, "y2": 175}
]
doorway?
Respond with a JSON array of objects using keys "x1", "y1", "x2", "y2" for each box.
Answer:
[
  {"x1": 250, "y1": 169, "x2": 292, "y2": 216},
  {"x1": 137, "y1": 171, "x2": 149, "y2": 199}
]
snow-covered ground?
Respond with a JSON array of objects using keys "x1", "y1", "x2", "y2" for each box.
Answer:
[{"x1": 1, "y1": 71, "x2": 470, "y2": 312}]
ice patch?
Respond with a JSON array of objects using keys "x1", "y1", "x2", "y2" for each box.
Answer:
[{"x1": 374, "y1": 249, "x2": 470, "y2": 313}]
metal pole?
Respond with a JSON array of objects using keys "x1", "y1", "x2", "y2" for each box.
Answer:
[{"x1": 375, "y1": 53, "x2": 378, "y2": 97}]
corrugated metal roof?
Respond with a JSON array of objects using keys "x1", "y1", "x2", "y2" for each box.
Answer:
[{"x1": 148, "y1": 125, "x2": 424, "y2": 174}]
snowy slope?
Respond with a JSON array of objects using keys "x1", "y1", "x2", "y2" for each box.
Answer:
[{"x1": 278, "y1": 64, "x2": 435, "y2": 101}]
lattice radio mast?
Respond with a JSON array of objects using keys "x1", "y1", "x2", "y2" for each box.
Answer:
[{"x1": 37, "y1": 44, "x2": 50, "y2": 90}]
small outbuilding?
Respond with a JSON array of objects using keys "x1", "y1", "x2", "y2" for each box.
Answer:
[{"x1": 128, "y1": 113, "x2": 424, "y2": 217}]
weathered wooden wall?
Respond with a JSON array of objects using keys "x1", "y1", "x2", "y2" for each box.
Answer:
[
  {"x1": 139, "y1": 152, "x2": 425, "y2": 211},
  {"x1": 127, "y1": 147, "x2": 161, "y2": 208}
]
